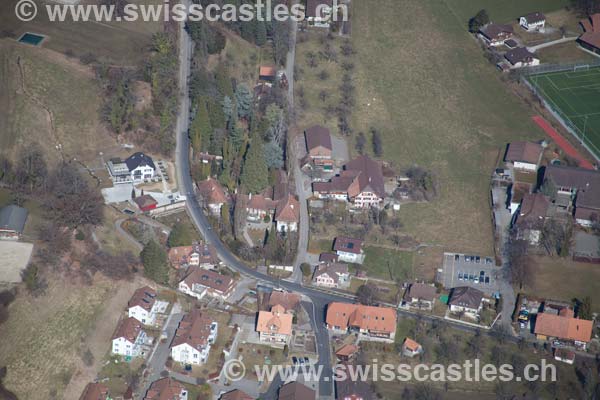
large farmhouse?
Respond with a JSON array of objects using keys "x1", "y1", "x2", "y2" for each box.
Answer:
[{"x1": 579, "y1": 13, "x2": 600, "y2": 54}]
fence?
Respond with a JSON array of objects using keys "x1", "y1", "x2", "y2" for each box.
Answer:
[
  {"x1": 522, "y1": 76, "x2": 600, "y2": 162},
  {"x1": 520, "y1": 60, "x2": 600, "y2": 76}
]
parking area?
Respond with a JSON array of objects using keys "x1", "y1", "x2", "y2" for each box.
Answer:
[{"x1": 439, "y1": 252, "x2": 501, "y2": 295}]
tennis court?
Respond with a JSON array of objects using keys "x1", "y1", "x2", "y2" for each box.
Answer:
[{"x1": 527, "y1": 66, "x2": 600, "y2": 160}]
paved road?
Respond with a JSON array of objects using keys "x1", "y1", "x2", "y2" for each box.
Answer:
[
  {"x1": 173, "y1": 7, "x2": 337, "y2": 398},
  {"x1": 528, "y1": 36, "x2": 578, "y2": 52}
]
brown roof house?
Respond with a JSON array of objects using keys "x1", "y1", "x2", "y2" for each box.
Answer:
[
  {"x1": 313, "y1": 262, "x2": 350, "y2": 288},
  {"x1": 111, "y1": 317, "x2": 147, "y2": 358},
  {"x1": 579, "y1": 13, "x2": 600, "y2": 54},
  {"x1": 305, "y1": 125, "x2": 333, "y2": 170},
  {"x1": 79, "y1": 382, "x2": 110, "y2": 400},
  {"x1": 274, "y1": 194, "x2": 300, "y2": 233},
  {"x1": 513, "y1": 193, "x2": 550, "y2": 245},
  {"x1": 504, "y1": 47, "x2": 540, "y2": 68},
  {"x1": 267, "y1": 291, "x2": 301, "y2": 313},
  {"x1": 127, "y1": 286, "x2": 163, "y2": 326},
  {"x1": 520, "y1": 12, "x2": 546, "y2": 31},
  {"x1": 259, "y1": 65, "x2": 277, "y2": 82},
  {"x1": 505, "y1": 141, "x2": 544, "y2": 172},
  {"x1": 144, "y1": 377, "x2": 187, "y2": 400},
  {"x1": 543, "y1": 165, "x2": 600, "y2": 226},
  {"x1": 335, "y1": 343, "x2": 359, "y2": 362},
  {"x1": 278, "y1": 381, "x2": 316, "y2": 400},
  {"x1": 170, "y1": 309, "x2": 218, "y2": 365},
  {"x1": 535, "y1": 309, "x2": 593, "y2": 349},
  {"x1": 305, "y1": 0, "x2": 334, "y2": 28},
  {"x1": 401, "y1": 283, "x2": 436, "y2": 310},
  {"x1": 168, "y1": 242, "x2": 220, "y2": 269},
  {"x1": 402, "y1": 337, "x2": 424, "y2": 358},
  {"x1": 333, "y1": 236, "x2": 365, "y2": 264},
  {"x1": 178, "y1": 267, "x2": 236, "y2": 301},
  {"x1": 326, "y1": 302, "x2": 397, "y2": 340},
  {"x1": 220, "y1": 389, "x2": 254, "y2": 400},
  {"x1": 448, "y1": 287, "x2": 485, "y2": 319},
  {"x1": 313, "y1": 155, "x2": 385, "y2": 208},
  {"x1": 479, "y1": 23, "x2": 514, "y2": 46},
  {"x1": 197, "y1": 177, "x2": 228, "y2": 215},
  {"x1": 257, "y1": 304, "x2": 294, "y2": 346},
  {"x1": 335, "y1": 373, "x2": 375, "y2": 400}
]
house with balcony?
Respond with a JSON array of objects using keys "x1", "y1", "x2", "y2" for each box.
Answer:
[
  {"x1": 448, "y1": 287, "x2": 485, "y2": 319},
  {"x1": 313, "y1": 262, "x2": 350, "y2": 288},
  {"x1": 334, "y1": 236, "x2": 365, "y2": 264},
  {"x1": 111, "y1": 317, "x2": 147, "y2": 358},
  {"x1": 107, "y1": 152, "x2": 156, "y2": 184},
  {"x1": 304, "y1": 125, "x2": 334, "y2": 170},
  {"x1": 171, "y1": 310, "x2": 217, "y2": 365},
  {"x1": 519, "y1": 12, "x2": 546, "y2": 31},
  {"x1": 168, "y1": 242, "x2": 220, "y2": 269},
  {"x1": 178, "y1": 267, "x2": 236, "y2": 301},
  {"x1": 401, "y1": 283, "x2": 436, "y2": 311},
  {"x1": 127, "y1": 286, "x2": 165, "y2": 326},
  {"x1": 144, "y1": 378, "x2": 188, "y2": 400},
  {"x1": 197, "y1": 178, "x2": 228, "y2": 216},
  {"x1": 326, "y1": 302, "x2": 397, "y2": 340},
  {"x1": 256, "y1": 304, "x2": 293, "y2": 346}
]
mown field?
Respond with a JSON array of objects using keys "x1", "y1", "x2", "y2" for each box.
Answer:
[{"x1": 345, "y1": 0, "x2": 571, "y2": 254}]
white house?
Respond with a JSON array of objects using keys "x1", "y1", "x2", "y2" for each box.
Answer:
[
  {"x1": 402, "y1": 338, "x2": 424, "y2": 358},
  {"x1": 520, "y1": 12, "x2": 546, "y2": 31},
  {"x1": 107, "y1": 152, "x2": 156, "y2": 184},
  {"x1": 274, "y1": 194, "x2": 300, "y2": 233},
  {"x1": 112, "y1": 317, "x2": 146, "y2": 357},
  {"x1": 333, "y1": 237, "x2": 365, "y2": 264},
  {"x1": 313, "y1": 262, "x2": 350, "y2": 288},
  {"x1": 448, "y1": 287, "x2": 484, "y2": 319},
  {"x1": 197, "y1": 178, "x2": 228, "y2": 216},
  {"x1": 504, "y1": 47, "x2": 540, "y2": 68},
  {"x1": 505, "y1": 141, "x2": 543, "y2": 172},
  {"x1": 171, "y1": 310, "x2": 217, "y2": 365},
  {"x1": 306, "y1": 0, "x2": 334, "y2": 28},
  {"x1": 127, "y1": 286, "x2": 170, "y2": 326},
  {"x1": 178, "y1": 267, "x2": 236, "y2": 301}
]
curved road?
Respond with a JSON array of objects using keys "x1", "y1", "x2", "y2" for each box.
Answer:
[{"x1": 174, "y1": 5, "x2": 337, "y2": 397}]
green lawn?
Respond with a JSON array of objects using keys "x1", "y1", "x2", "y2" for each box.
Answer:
[
  {"x1": 527, "y1": 67, "x2": 600, "y2": 159},
  {"x1": 347, "y1": 0, "x2": 553, "y2": 254},
  {"x1": 361, "y1": 246, "x2": 414, "y2": 281},
  {"x1": 445, "y1": 0, "x2": 569, "y2": 24}
]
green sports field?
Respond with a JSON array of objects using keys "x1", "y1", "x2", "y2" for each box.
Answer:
[{"x1": 528, "y1": 67, "x2": 600, "y2": 159}]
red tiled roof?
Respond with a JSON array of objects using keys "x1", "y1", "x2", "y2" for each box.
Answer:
[
  {"x1": 257, "y1": 306, "x2": 293, "y2": 336},
  {"x1": 171, "y1": 309, "x2": 214, "y2": 349},
  {"x1": 80, "y1": 382, "x2": 109, "y2": 400},
  {"x1": 128, "y1": 286, "x2": 157, "y2": 311},
  {"x1": 144, "y1": 377, "x2": 185, "y2": 400},
  {"x1": 516, "y1": 193, "x2": 550, "y2": 229},
  {"x1": 197, "y1": 178, "x2": 227, "y2": 204},
  {"x1": 579, "y1": 13, "x2": 600, "y2": 49},
  {"x1": 278, "y1": 381, "x2": 316, "y2": 400},
  {"x1": 534, "y1": 313, "x2": 593, "y2": 343},
  {"x1": 326, "y1": 302, "x2": 397, "y2": 334},
  {"x1": 259, "y1": 65, "x2": 276, "y2": 77},
  {"x1": 268, "y1": 291, "x2": 301, "y2": 312},
  {"x1": 275, "y1": 194, "x2": 300, "y2": 222},
  {"x1": 402, "y1": 337, "x2": 422, "y2": 352},
  {"x1": 333, "y1": 237, "x2": 363, "y2": 254},
  {"x1": 506, "y1": 141, "x2": 543, "y2": 164},
  {"x1": 113, "y1": 317, "x2": 142, "y2": 342},
  {"x1": 335, "y1": 343, "x2": 359, "y2": 358},
  {"x1": 220, "y1": 389, "x2": 254, "y2": 400}
]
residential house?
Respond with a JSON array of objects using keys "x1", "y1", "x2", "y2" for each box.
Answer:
[
  {"x1": 178, "y1": 267, "x2": 236, "y2": 300},
  {"x1": 133, "y1": 195, "x2": 158, "y2": 213},
  {"x1": 259, "y1": 65, "x2": 276, "y2": 82},
  {"x1": 0, "y1": 205, "x2": 28, "y2": 240},
  {"x1": 220, "y1": 389, "x2": 254, "y2": 400},
  {"x1": 326, "y1": 302, "x2": 397, "y2": 340},
  {"x1": 274, "y1": 194, "x2": 300, "y2": 232},
  {"x1": 197, "y1": 152, "x2": 223, "y2": 165},
  {"x1": 144, "y1": 378, "x2": 188, "y2": 400},
  {"x1": 504, "y1": 47, "x2": 540, "y2": 68},
  {"x1": 543, "y1": 165, "x2": 600, "y2": 226},
  {"x1": 401, "y1": 283, "x2": 436, "y2": 310},
  {"x1": 305, "y1": 0, "x2": 333, "y2": 28},
  {"x1": 112, "y1": 317, "x2": 146, "y2": 357},
  {"x1": 79, "y1": 382, "x2": 110, "y2": 400},
  {"x1": 267, "y1": 291, "x2": 301, "y2": 313},
  {"x1": 305, "y1": 125, "x2": 334, "y2": 170},
  {"x1": 448, "y1": 287, "x2": 484, "y2": 319},
  {"x1": 554, "y1": 348, "x2": 576, "y2": 365},
  {"x1": 579, "y1": 13, "x2": 600, "y2": 54},
  {"x1": 514, "y1": 193, "x2": 550, "y2": 245},
  {"x1": 245, "y1": 192, "x2": 278, "y2": 222},
  {"x1": 334, "y1": 237, "x2": 365, "y2": 264},
  {"x1": 256, "y1": 304, "x2": 294, "y2": 345},
  {"x1": 171, "y1": 309, "x2": 217, "y2": 365},
  {"x1": 402, "y1": 337, "x2": 424, "y2": 358},
  {"x1": 534, "y1": 308, "x2": 593, "y2": 349},
  {"x1": 107, "y1": 152, "x2": 156, "y2": 184},
  {"x1": 197, "y1": 178, "x2": 228, "y2": 215},
  {"x1": 479, "y1": 23, "x2": 514, "y2": 46},
  {"x1": 520, "y1": 12, "x2": 546, "y2": 31},
  {"x1": 313, "y1": 262, "x2": 350, "y2": 288},
  {"x1": 168, "y1": 242, "x2": 219, "y2": 269},
  {"x1": 128, "y1": 286, "x2": 160, "y2": 326},
  {"x1": 505, "y1": 141, "x2": 544, "y2": 172},
  {"x1": 335, "y1": 343, "x2": 359, "y2": 362},
  {"x1": 313, "y1": 155, "x2": 385, "y2": 208},
  {"x1": 335, "y1": 375, "x2": 374, "y2": 400},
  {"x1": 319, "y1": 252, "x2": 339, "y2": 263},
  {"x1": 278, "y1": 381, "x2": 316, "y2": 400}
]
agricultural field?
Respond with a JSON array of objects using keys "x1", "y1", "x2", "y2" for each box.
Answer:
[
  {"x1": 527, "y1": 67, "x2": 600, "y2": 159},
  {"x1": 344, "y1": 0, "x2": 565, "y2": 254},
  {"x1": 445, "y1": 0, "x2": 570, "y2": 24},
  {"x1": 360, "y1": 246, "x2": 414, "y2": 282}
]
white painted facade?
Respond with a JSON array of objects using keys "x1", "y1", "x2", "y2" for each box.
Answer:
[
  {"x1": 519, "y1": 17, "x2": 545, "y2": 31},
  {"x1": 178, "y1": 281, "x2": 208, "y2": 300},
  {"x1": 513, "y1": 161, "x2": 539, "y2": 172},
  {"x1": 276, "y1": 220, "x2": 298, "y2": 232},
  {"x1": 336, "y1": 250, "x2": 365, "y2": 264},
  {"x1": 111, "y1": 331, "x2": 146, "y2": 357}
]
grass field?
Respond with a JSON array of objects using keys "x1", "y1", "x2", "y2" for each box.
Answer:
[
  {"x1": 445, "y1": 0, "x2": 569, "y2": 24},
  {"x1": 527, "y1": 67, "x2": 600, "y2": 159},
  {"x1": 361, "y1": 246, "x2": 414, "y2": 281},
  {"x1": 342, "y1": 0, "x2": 557, "y2": 254}
]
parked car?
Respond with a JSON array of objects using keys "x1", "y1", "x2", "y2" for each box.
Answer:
[
  {"x1": 455, "y1": 254, "x2": 460, "y2": 261},
  {"x1": 485, "y1": 277, "x2": 490, "y2": 285}
]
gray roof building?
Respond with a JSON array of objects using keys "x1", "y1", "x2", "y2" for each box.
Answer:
[{"x1": 0, "y1": 205, "x2": 28, "y2": 235}]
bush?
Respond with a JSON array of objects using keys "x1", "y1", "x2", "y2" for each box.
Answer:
[
  {"x1": 79, "y1": 52, "x2": 97, "y2": 65},
  {"x1": 75, "y1": 230, "x2": 85, "y2": 241},
  {"x1": 300, "y1": 263, "x2": 313, "y2": 277}
]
